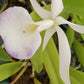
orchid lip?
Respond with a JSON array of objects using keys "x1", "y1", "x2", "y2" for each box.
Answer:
[{"x1": 24, "y1": 24, "x2": 39, "y2": 35}]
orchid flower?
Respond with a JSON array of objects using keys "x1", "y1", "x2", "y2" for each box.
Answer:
[
  {"x1": 30, "y1": 0, "x2": 84, "y2": 84},
  {"x1": 0, "y1": 7, "x2": 55, "y2": 59}
]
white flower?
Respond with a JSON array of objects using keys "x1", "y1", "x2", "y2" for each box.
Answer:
[
  {"x1": 0, "y1": 7, "x2": 55, "y2": 59},
  {"x1": 30, "y1": 0, "x2": 84, "y2": 84}
]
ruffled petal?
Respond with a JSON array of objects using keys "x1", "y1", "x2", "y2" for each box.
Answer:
[
  {"x1": 56, "y1": 25, "x2": 71, "y2": 84},
  {"x1": 30, "y1": 0, "x2": 51, "y2": 19},
  {"x1": 0, "y1": 7, "x2": 41, "y2": 59},
  {"x1": 42, "y1": 27, "x2": 56, "y2": 51},
  {"x1": 51, "y1": 0, "x2": 64, "y2": 18},
  {"x1": 56, "y1": 16, "x2": 84, "y2": 33},
  {"x1": 35, "y1": 19, "x2": 54, "y2": 32}
]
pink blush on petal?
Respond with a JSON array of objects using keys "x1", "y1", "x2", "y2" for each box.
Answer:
[
  {"x1": 3, "y1": 41, "x2": 19, "y2": 59},
  {"x1": 26, "y1": 49, "x2": 33, "y2": 59},
  {"x1": 5, "y1": 47, "x2": 19, "y2": 59}
]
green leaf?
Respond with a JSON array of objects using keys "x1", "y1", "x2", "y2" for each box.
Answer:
[
  {"x1": 0, "y1": 61, "x2": 22, "y2": 81},
  {"x1": 0, "y1": 81, "x2": 9, "y2": 84},
  {"x1": 81, "y1": 34, "x2": 84, "y2": 40},
  {"x1": 34, "y1": 78, "x2": 42, "y2": 84},
  {"x1": 0, "y1": 47, "x2": 11, "y2": 61},
  {"x1": 42, "y1": 38, "x2": 64, "y2": 84},
  {"x1": 63, "y1": 0, "x2": 84, "y2": 18},
  {"x1": 49, "y1": 81, "x2": 52, "y2": 84},
  {"x1": 19, "y1": 0, "x2": 25, "y2": 4},
  {"x1": 73, "y1": 15, "x2": 84, "y2": 25},
  {"x1": 73, "y1": 40, "x2": 84, "y2": 66},
  {"x1": 70, "y1": 67, "x2": 84, "y2": 84},
  {"x1": 31, "y1": 47, "x2": 43, "y2": 72},
  {"x1": 59, "y1": 10, "x2": 70, "y2": 19},
  {"x1": 0, "y1": 79, "x2": 10, "y2": 84},
  {"x1": 66, "y1": 27, "x2": 74, "y2": 47},
  {"x1": 30, "y1": 9, "x2": 42, "y2": 22},
  {"x1": 72, "y1": 15, "x2": 84, "y2": 40}
]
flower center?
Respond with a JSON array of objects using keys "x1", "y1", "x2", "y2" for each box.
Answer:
[
  {"x1": 24, "y1": 24, "x2": 39, "y2": 35},
  {"x1": 48, "y1": 18, "x2": 56, "y2": 27}
]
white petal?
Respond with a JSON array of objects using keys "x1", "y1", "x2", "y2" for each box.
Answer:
[
  {"x1": 51, "y1": 0, "x2": 64, "y2": 18},
  {"x1": 56, "y1": 25, "x2": 71, "y2": 84},
  {"x1": 56, "y1": 16, "x2": 84, "y2": 33},
  {"x1": 0, "y1": 7, "x2": 41, "y2": 59},
  {"x1": 35, "y1": 20, "x2": 54, "y2": 32},
  {"x1": 0, "y1": 6, "x2": 33, "y2": 34},
  {"x1": 30, "y1": 0, "x2": 51, "y2": 19},
  {"x1": 3, "y1": 30, "x2": 41, "y2": 59},
  {"x1": 42, "y1": 27, "x2": 56, "y2": 51}
]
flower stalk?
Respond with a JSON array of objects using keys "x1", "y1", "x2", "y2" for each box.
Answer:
[{"x1": 10, "y1": 60, "x2": 29, "y2": 84}]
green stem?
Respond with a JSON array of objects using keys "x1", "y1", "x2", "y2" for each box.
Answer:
[
  {"x1": 0, "y1": 1, "x2": 8, "y2": 14},
  {"x1": 10, "y1": 60, "x2": 29, "y2": 84},
  {"x1": 31, "y1": 67, "x2": 35, "y2": 77}
]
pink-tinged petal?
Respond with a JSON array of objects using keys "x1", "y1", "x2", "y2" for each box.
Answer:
[
  {"x1": 56, "y1": 16, "x2": 84, "y2": 33},
  {"x1": 56, "y1": 25, "x2": 71, "y2": 84},
  {"x1": 51, "y1": 0, "x2": 64, "y2": 18},
  {"x1": 35, "y1": 20, "x2": 55, "y2": 32},
  {"x1": 3, "y1": 30, "x2": 41, "y2": 59},
  {"x1": 42, "y1": 27, "x2": 56, "y2": 51},
  {"x1": 0, "y1": 7, "x2": 41, "y2": 59},
  {"x1": 30, "y1": 0, "x2": 51, "y2": 19}
]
